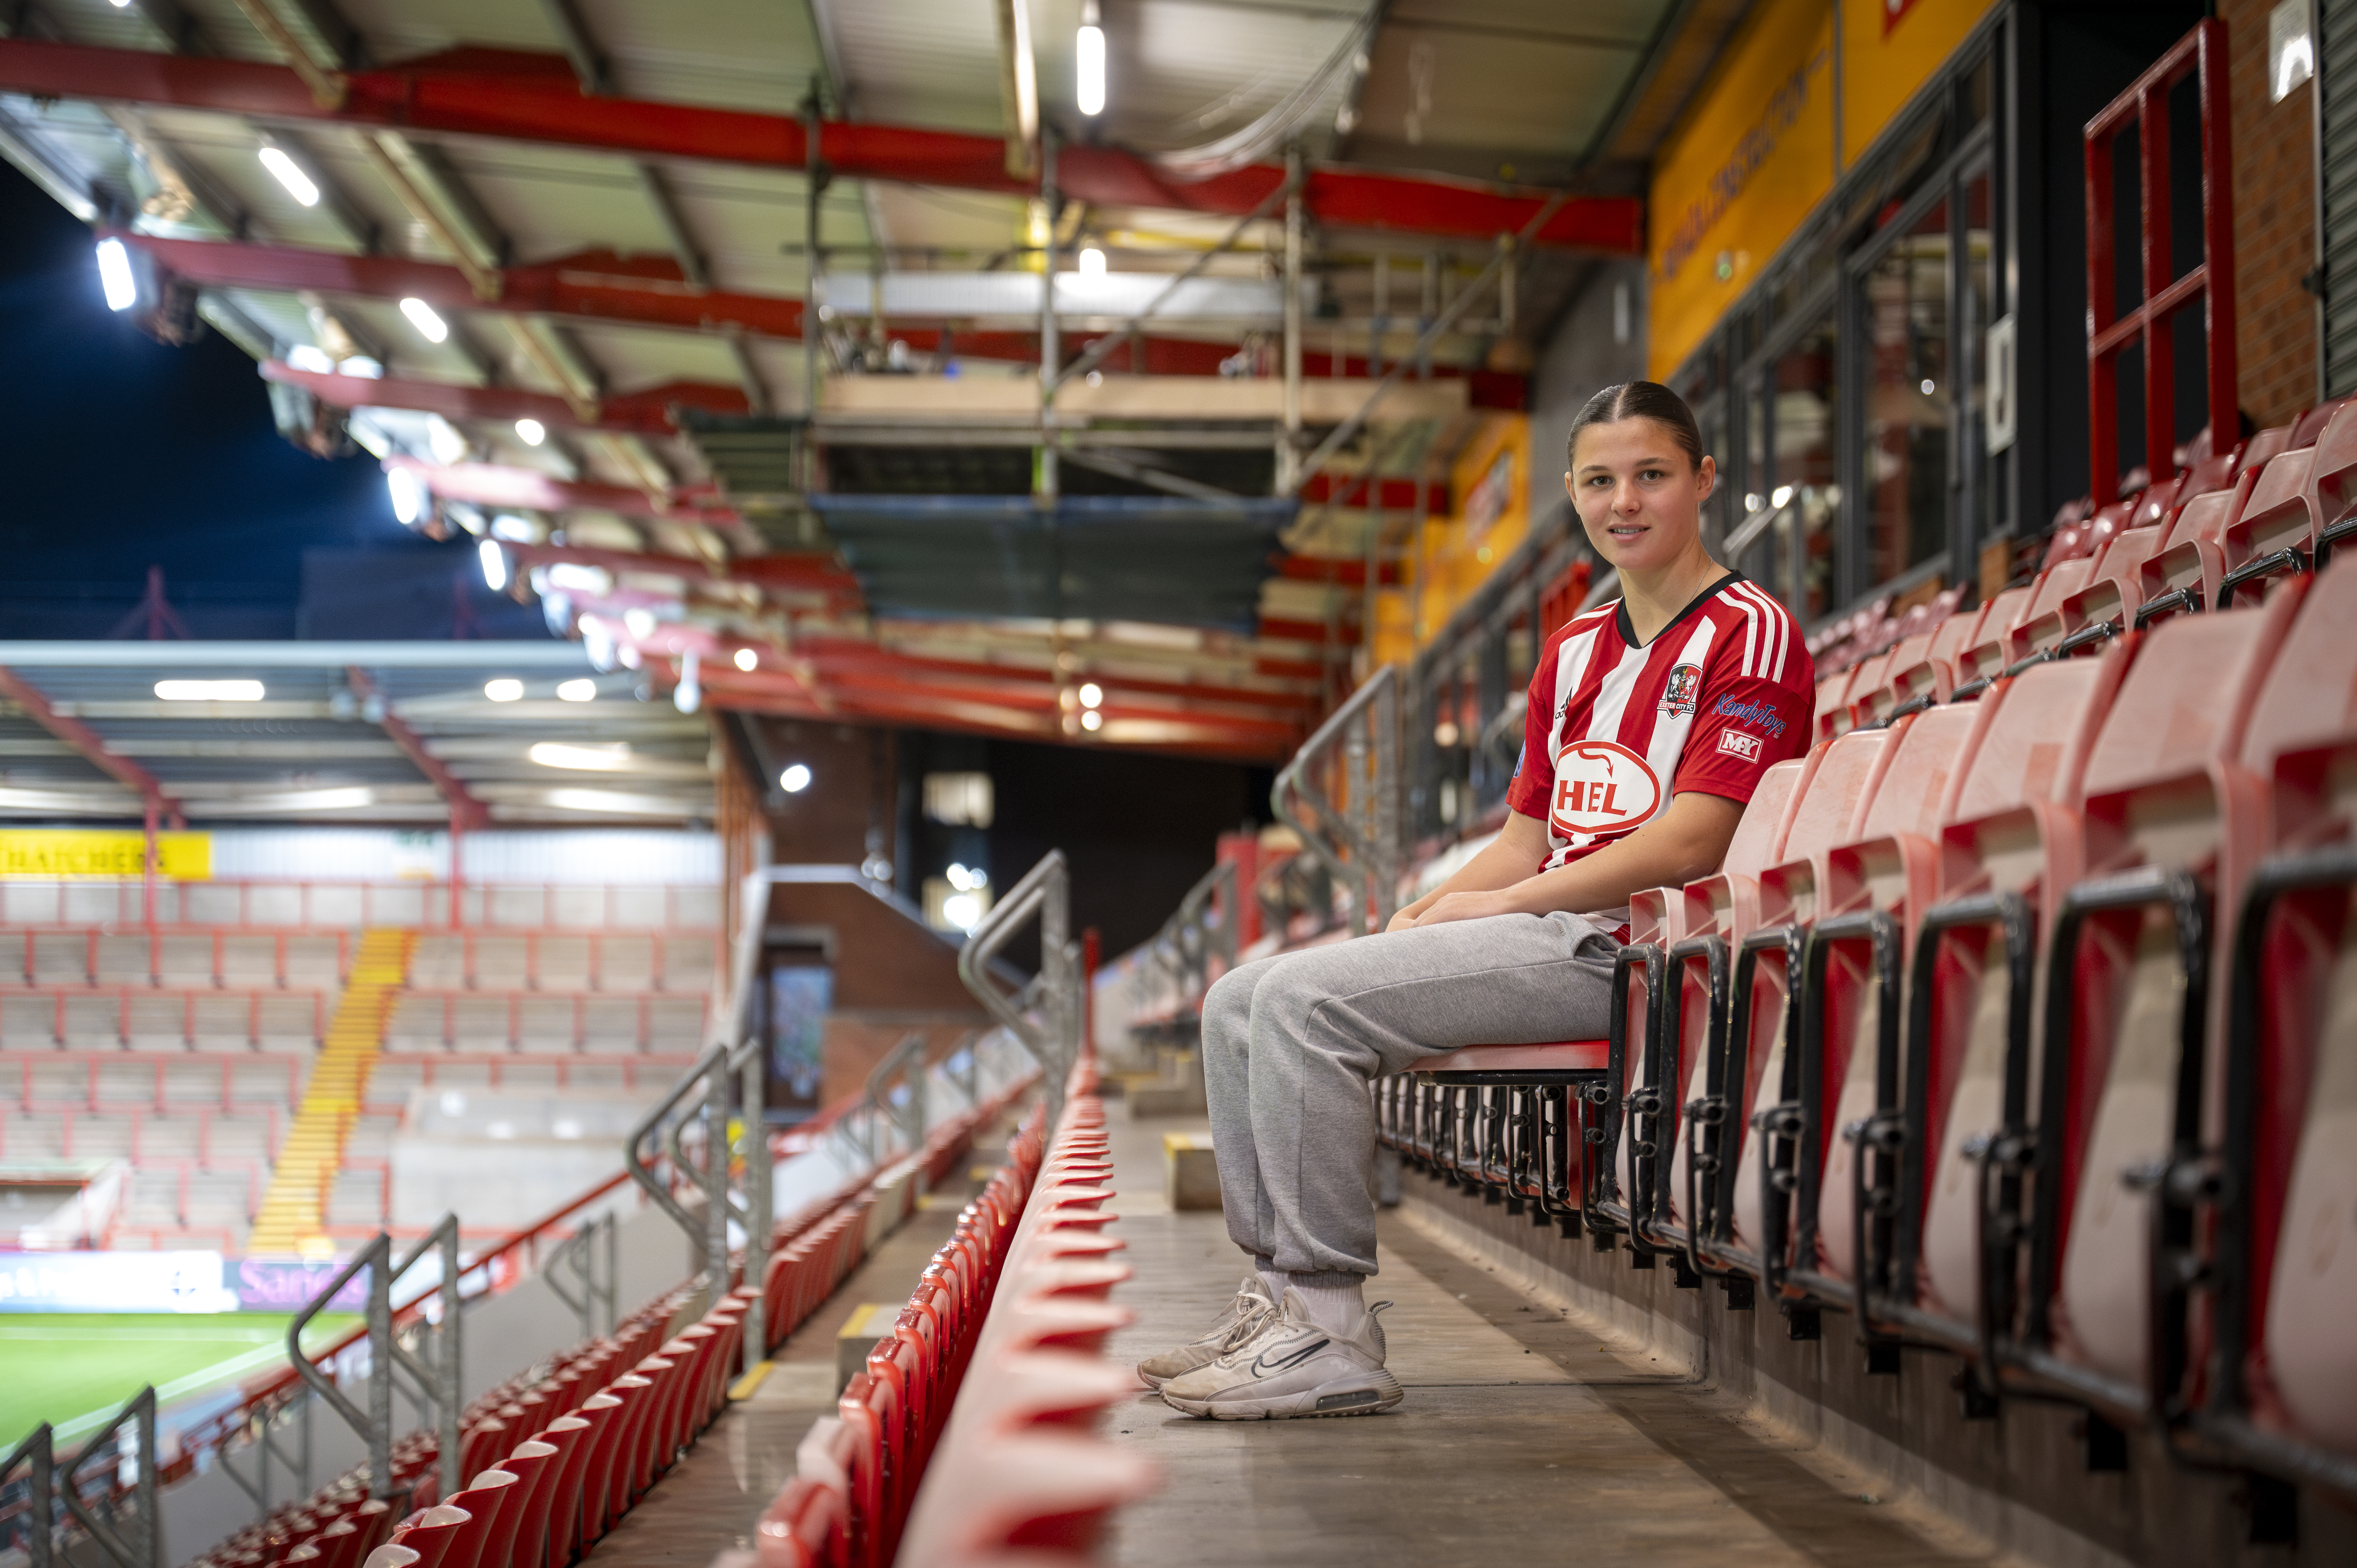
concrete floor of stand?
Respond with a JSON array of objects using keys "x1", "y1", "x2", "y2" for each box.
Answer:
[
  {"x1": 1098, "y1": 1112, "x2": 2004, "y2": 1568},
  {"x1": 584, "y1": 1133, "x2": 1007, "y2": 1568}
]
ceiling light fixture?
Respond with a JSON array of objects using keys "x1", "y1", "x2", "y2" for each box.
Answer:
[
  {"x1": 731, "y1": 648, "x2": 758, "y2": 672},
  {"x1": 257, "y1": 145, "x2": 321, "y2": 207},
  {"x1": 239, "y1": 786, "x2": 375, "y2": 812},
  {"x1": 1770, "y1": 485, "x2": 1795, "y2": 509},
  {"x1": 528, "y1": 741, "x2": 634, "y2": 771},
  {"x1": 478, "y1": 539, "x2": 508, "y2": 592},
  {"x1": 483, "y1": 678, "x2": 524, "y2": 702},
  {"x1": 1076, "y1": 0, "x2": 1107, "y2": 115},
  {"x1": 779, "y1": 763, "x2": 812, "y2": 794},
  {"x1": 1078, "y1": 682, "x2": 1103, "y2": 708},
  {"x1": 1081, "y1": 709, "x2": 1103, "y2": 731},
  {"x1": 95, "y1": 239, "x2": 137, "y2": 313},
  {"x1": 285, "y1": 344, "x2": 334, "y2": 374},
  {"x1": 514, "y1": 418, "x2": 546, "y2": 446},
  {"x1": 399, "y1": 297, "x2": 449, "y2": 344},
  {"x1": 387, "y1": 468, "x2": 428, "y2": 526},
  {"x1": 155, "y1": 680, "x2": 264, "y2": 702},
  {"x1": 1078, "y1": 246, "x2": 1106, "y2": 276},
  {"x1": 556, "y1": 678, "x2": 597, "y2": 703}
]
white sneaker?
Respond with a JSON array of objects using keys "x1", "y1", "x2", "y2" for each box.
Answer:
[
  {"x1": 1134, "y1": 1274, "x2": 1277, "y2": 1390},
  {"x1": 1158, "y1": 1288, "x2": 1401, "y2": 1420}
]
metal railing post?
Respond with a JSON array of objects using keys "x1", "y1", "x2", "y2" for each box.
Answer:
[
  {"x1": 739, "y1": 1042, "x2": 769, "y2": 1367},
  {"x1": 54, "y1": 1388, "x2": 156, "y2": 1568},
  {"x1": 1272, "y1": 666, "x2": 1401, "y2": 935},
  {"x1": 386, "y1": 1216, "x2": 463, "y2": 1501},
  {"x1": 290, "y1": 1233, "x2": 392, "y2": 1499},
  {"x1": 3, "y1": 1422, "x2": 55, "y2": 1568},
  {"x1": 958, "y1": 850, "x2": 1076, "y2": 1121}
]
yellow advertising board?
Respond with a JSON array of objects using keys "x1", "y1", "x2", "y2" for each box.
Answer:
[
  {"x1": 0, "y1": 830, "x2": 211, "y2": 879},
  {"x1": 1369, "y1": 413, "x2": 1532, "y2": 665},
  {"x1": 1845, "y1": 0, "x2": 1998, "y2": 167},
  {"x1": 1648, "y1": 0, "x2": 1836, "y2": 380}
]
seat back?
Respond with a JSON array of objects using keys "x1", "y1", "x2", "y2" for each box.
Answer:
[
  {"x1": 1726, "y1": 758, "x2": 1808, "y2": 879},
  {"x1": 1861, "y1": 633, "x2": 1935, "y2": 721},
  {"x1": 2062, "y1": 524, "x2": 2168, "y2": 637},
  {"x1": 1756, "y1": 731, "x2": 1897, "y2": 924},
  {"x1": 2238, "y1": 424, "x2": 2294, "y2": 479},
  {"x1": 1956, "y1": 584, "x2": 2036, "y2": 685},
  {"x1": 2048, "y1": 601, "x2": 2297, "y2": 1390},
  {"x1": 2242, "y1": 555, "x2": 2357, "y2": 846},
  {"x1": 2225, "y1": 446, "x2": 2321, "y2": 572}
]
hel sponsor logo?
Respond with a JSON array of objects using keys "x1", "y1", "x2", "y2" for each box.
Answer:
[
  {"x1": 1549, "y1": 740, "x2": 1663, "y2": 838},
  {"x1": 1659, "y1": 662, "x2": 1703, "y2": 718},
  {"x1": 1717, "y1": 728, "x2": 1762, "y2": 762},
  {"x1": 1712, "y1": 694, "x2": 1788, "y2": 737}
]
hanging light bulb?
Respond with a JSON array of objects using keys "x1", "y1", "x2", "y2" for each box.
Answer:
[{"x1": 1076, "y1": 0, "x2": 1106, "y2": 116}]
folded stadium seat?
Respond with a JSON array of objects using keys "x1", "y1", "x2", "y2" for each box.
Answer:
[
  {"x1": 1813, "y1": 671, "x2": 1855, "y2": 742},
  {"x1": 2136, "y1": 484, "x2": 2251, "y2": 628},
  {"x1": 2192, "y1": 556, "x2": 2357, "y2": 1476},
  {"x1": 1949, "y1": 583, "x2": 2040, "y2": 700},
  {"x1": 525, "y1": 1415, "x2": 597, "y2": 1568},
  {"x1": 1613, "y1": 757, "x2": 1811, "y2": 1272},
  {"x1": 1788, "y1": 703, "x2": 2002, "y2": 1326},
  {"x1": 563, "y1": 1391, "x2": 630, "y2": 1554},
  {"x1": 2214, "y1": 445, "x2": 2323, "y2": 608},
  {"x1": 485, "y1": 1442, "x2": 560, "y2": 1568},
  {"x1": 383, "y1": 1504, "x2": 473, "y2": 1568},
  {"x1": 2077, "y1": 496, "x2": 2141, "y2": 564},
  {"x1": 1679, "y1": 727, "x2": 1898, "y2": 1296},
  {"x1": 1994, "y1": 553, "x2": 2108, "y2": 673},
  {"x1": 435, "y1": 1473, "x2": 517, "y2": 1568},
  {"x1": 606, "y1": 1365, "x2": 669, "y2": 1508},
  {"x1": 2032, "y1": 523, "x2": 2171, "y2": 659},
  {"x1": 1884, "y1": 646, "x2": 2135, "y2": 1362},
  {"x1": 1972, "y1": 595, "x2": 2292, "y2": 1424},
  {"x1": 2311, "y1": 401, "x2": 2357, "y2": 569},
  {"x1": 2286, "y1": 393, "x2": 2357, "y2": 449},
  {"x1": 1824, "y1": 652, "x2": 1894, "y2": 740},
  {"x1": 755, "y1": 1476, "x2": 846, "y2": 1568}
]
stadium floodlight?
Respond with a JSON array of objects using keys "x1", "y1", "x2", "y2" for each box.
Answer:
[
  {"x1": 387, "y1": 468, "x2": 428, "y2": 525},
  {"x1": 155, "y1": 680, "x2": 264, "y2": 701},
  {"x1": 483, "y1": 678, "x2": 524, "y2": 702},
  {"x1": 478, "y1": 538, "x2": 508, "y2": 591},
  {"x1": 95, "y1": 238, "x2": 138, "y2": 312},
  {"x1": 257, "y1": 145, "x2": 321, "y2": 207},
  {"x1": 529, "y1": 742, "x2": 633, "y2": 771},
  {"x1": 780, "y1": 763, "x2": 812, "y2": 793},
  {"x1": 1076, "y1": 1, "x2": 1106, "y2": 115},
  {"x1": 515, "y1": 418, "x2": 546, "y2": 446},
  {"x1": 399, "y1": 297, "x2": 450, "y2": 343}
]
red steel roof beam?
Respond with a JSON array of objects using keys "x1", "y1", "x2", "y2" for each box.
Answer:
[
  {"x1": 0, "y1": 39, "x2": 1642, "y2": 251},
  {"x1": 345, "y1": 668, "x2": 488, "y2": 830},
  {"x1": 0, "y1": 666, "x2": 181, "y2": 820}
]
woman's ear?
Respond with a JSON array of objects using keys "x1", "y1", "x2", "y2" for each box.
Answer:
[
  {"x1": 1562, "y1": 469, "x2": 1577, "y2": 501},
  {"x1": 1694, "y1": 454, "x2": 1716, "y2": 505}
]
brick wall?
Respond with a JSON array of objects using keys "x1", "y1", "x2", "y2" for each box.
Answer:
[{"x1": 2222, "y1": 0, "x2": 2320, "y2": 429}]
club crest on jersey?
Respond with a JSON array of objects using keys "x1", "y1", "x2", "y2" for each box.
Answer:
[
  {"x1": 1548, "y1": 740, "x2": 1663, "y2": 838},
  {"x1": 1659, "y1": 663, "x2": 1703, "y2": 718}
]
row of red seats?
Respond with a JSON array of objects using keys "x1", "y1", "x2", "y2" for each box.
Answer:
[
  {"x1": 187, "y1": 1292, "x2": 684, "y2": 1568},
  {"x1": 173, "y1": 1065, "x2": 1037, "y2": 1568},
  {"x1": 1387, "y1": 553, "x2": 2357, "y2": 1504},
  {"x1": 749, "y1": 1107, "x2": 1048, "y2": 1568},
  {"x1": 896, "y1": 1068, "x2": 1158, "y2": 1566},
  {"x1": 1814, "y1": 402, "x2": 2357, "y2": 745}
]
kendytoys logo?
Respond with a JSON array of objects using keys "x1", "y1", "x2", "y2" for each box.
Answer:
[{"x1": 1712, "y1": 694, "x2": 1787, "y2": 738}]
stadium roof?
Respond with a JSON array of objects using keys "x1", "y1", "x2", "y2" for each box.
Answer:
[{"x1": 0, "y1": 0, "x2": 1751, "y2": 766}]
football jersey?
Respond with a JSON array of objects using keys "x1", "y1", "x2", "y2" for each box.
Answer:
[{"x1": 1505, "y1": 572, "x2": 1815, "y2": 890}]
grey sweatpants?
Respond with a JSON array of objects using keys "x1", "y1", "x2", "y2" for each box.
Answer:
[{"x1": 1201, "y1": 911, "x2": 1619, "y2": 1280}]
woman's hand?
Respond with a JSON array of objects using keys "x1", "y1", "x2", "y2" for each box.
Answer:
[{"x1": 1404, "y1": 888, "x2": 1515, "y2": 929}]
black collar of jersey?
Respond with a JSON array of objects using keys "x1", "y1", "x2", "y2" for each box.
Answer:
[{"x1": 1615, "y1": 570, "x2": 1747, "y2": 649}]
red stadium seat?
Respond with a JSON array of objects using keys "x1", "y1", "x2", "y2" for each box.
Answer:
[
  {"x1": 435, "y1": 1473, "x2": 518, "y2": 1568},
  {"x1": 384, "y1": 1504, "x2": 472, "y2": 1568},
  {"x1": 484, "y1": 1442, "x2": 561, "y2": 1568},
  {"x1": 1893, "y1": 647, "x2": 2133, "y2": 1353}
]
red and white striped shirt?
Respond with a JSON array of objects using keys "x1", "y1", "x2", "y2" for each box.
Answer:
[{"x1": 1506, "y1": 572, "x2": 1814, "y2": 894}]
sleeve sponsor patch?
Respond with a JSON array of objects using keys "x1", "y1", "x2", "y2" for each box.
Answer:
[{"x1": 1716, "y1": 727, "x2": 1762, "y2": 762}]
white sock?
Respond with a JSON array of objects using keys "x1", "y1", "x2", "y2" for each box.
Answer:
[
  {"x1": 1253, "y1": 1263, "x2": 1287, "y2": 1302},
  {"x1": 1284, "y1": 1275, "x2": 1366, "y2": 1334}
]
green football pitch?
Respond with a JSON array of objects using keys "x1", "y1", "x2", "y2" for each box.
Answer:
[{"x1": 0, "y1": 1314, "x2": 359, "y2": 1450}]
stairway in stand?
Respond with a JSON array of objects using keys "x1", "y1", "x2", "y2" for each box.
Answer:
[{"x1": 246, "y1": 928, "x2": 415, "y2": 1257}]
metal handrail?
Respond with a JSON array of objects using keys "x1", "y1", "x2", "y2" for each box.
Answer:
[
  {"x1": 1272, "y1": 665, "x2": 1400, "y2": 935},
  {"x1": 623, "y1": 1037, "x2": 771, "y2": 1362},
  {"x1": 958, "y1": 850, "x2": 1079, "y2": 1122},
  {"x1": 288, "y1": 1234, "x2": 391, "y2": 1499}
]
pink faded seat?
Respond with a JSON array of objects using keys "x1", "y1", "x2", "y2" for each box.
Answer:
[{"x1": 2215, "y1": 445, "x2": 2319, "y2": 606}]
